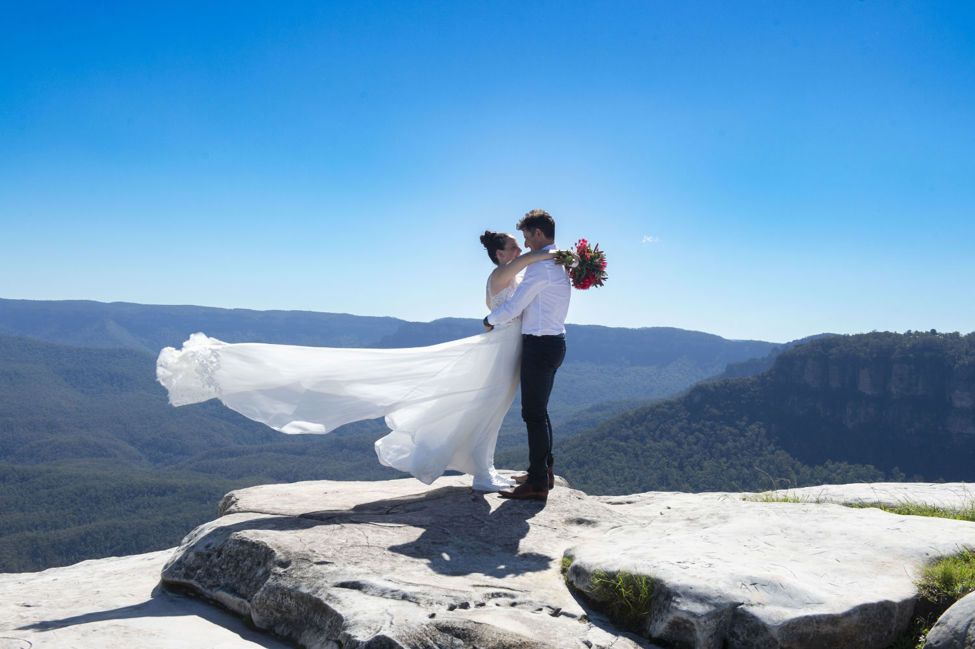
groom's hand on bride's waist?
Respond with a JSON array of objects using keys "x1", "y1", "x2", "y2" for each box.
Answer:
[{"x1": 483, "y1": 316, "x2": 494, "y2": 332}]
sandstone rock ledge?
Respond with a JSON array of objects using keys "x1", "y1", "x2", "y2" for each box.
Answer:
[
  {"x1": 0, "y1": 550, "x2": 292, "y2": 649},
  {"x1": 161, "y1": 478, "x2": 975, "y2": 649}
]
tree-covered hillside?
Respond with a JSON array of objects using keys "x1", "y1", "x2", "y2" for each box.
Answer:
[
  {"x1": 554, "y1": 331, "x2": 975, "y2": 495},
  {"x1": 0, "y1": 460, "x2": 246, "y2": 572}
]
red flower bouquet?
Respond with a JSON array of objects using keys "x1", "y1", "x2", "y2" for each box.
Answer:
[{"x1": 554, "y1": 239, "x2": 607, "y2": 290}]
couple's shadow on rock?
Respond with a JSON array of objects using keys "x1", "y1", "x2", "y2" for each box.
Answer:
[
  {"x1": 17, "y1": 488, "x2": 548, "y2": 637},
  {"x1": 296, "y1": 485, "x2": 551, "y2": 578}
]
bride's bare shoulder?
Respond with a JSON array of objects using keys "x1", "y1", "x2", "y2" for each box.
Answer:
[{"x1": 487, "y1": 268, "x2": 517, "y2": 297}]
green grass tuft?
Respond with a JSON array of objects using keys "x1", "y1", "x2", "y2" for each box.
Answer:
[
  {"x1": 747, "y1": 491, "x2": 807, "y2": 503},
  {"x1": 561, "y1": 556, "x2": 653, "y2": 633},
  {"x1": 885, "y1": 547, "x2": 975, "y2": 649},
  {"x1": 561, "y1": 556, "x2": 573, "y2": 576},
  {"x1": 587, "y1": 569, "x2": 654, "y2": 629},
  {"x1": 746, "y1": 492, "x2": 975, "y2": 523},
  {"x1": 854, "y1": 501, "x2": 975, "y2": 523},
  {"x1": 916, "y1": 547, "x2": 975, "y2": 602}
]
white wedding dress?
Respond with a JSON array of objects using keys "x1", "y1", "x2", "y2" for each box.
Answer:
[{"x1": 156, "y1": 279, "x2": 522, "y2": 485}]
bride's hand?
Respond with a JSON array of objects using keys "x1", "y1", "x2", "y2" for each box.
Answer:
[{"x1": 553, "y1": 249, "x2": 580, "y2": 268}]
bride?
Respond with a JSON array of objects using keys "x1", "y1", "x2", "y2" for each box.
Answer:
[{"x1": 156, "y1": 231, "x2": 556, "y2": 492}]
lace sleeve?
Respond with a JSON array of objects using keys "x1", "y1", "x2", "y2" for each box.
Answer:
[{"x1": 487, "y1": 276, "x2": 521, "y2": 312}]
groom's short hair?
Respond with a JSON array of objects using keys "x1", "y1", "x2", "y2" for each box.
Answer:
[{"x1": 517, "y1": 210, "x2": 555, "y2": 239}]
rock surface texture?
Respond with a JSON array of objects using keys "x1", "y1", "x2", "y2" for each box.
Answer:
[
  {"x1": 571, "y1": 489, "x2": 975, "y2": 649},
  {"x1": 765, "y1": 481, "x2": 975, "y2": 509},
  {"x1": 924, "y1": 590, "x2": 975, "y2": 649},
  {"x1": 162, "y1": 474, "x2": 652, "y2": 649},
  {"x1": 159, "y1": 479, "x2": 975, "y2": 649},
  {"x1": 0, "y1": 550, "x2": 291, "y2": 649}
]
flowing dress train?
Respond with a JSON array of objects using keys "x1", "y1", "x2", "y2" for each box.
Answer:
[{"x1": 155, "y1": 281, "x2": 522, "y2": 484}]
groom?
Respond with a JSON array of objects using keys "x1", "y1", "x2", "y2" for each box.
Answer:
[{"x1": 483, "y1": 209, "x2": 571, "y2": 501}]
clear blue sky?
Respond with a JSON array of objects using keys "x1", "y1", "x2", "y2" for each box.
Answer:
[{"x1": 2, "y1": 1, "x2": 973, "y2": 342}]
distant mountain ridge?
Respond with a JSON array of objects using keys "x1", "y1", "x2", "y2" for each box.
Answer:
[
  {"x1": 373, "y1": 316, "x2": 773, "y2": 367},
  {"x1": 709, "y1": 333, "x2": 836, "y2": 380},
  {"x1": 0, "y1": 298, "x2": 405, "y2": 353}
]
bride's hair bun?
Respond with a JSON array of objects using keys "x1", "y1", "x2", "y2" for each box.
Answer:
[{"x1": 480, "y1": 230, "x2": 509, "y2": 265}]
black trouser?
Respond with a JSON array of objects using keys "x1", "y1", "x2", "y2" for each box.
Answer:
[{"x1": 521, "y1": 334, "x2": 566, "y2": 490}]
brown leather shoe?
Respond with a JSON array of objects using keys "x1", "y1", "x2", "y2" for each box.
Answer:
[
  {"x1": 513, "y1": 466, "x2": 555, "y2": 489},
  {"x1": 499, "y1": 482, "x2": 548, "y2": 501}
]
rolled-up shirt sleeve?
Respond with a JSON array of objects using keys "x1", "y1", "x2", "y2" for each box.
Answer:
[{"x1": 486, "y1": 265, "x2": 546, "y2": 326}]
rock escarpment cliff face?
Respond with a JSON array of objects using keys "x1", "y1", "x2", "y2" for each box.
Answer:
[
  {"x1": 559, "y1": 332, "x2": 975, "y2": 497},
  {"x1": 761, "y1": 332, "x2": 975, "y2": 478},
  {"x1": 159, "y1": 477, "x2": 975, "y2": 649}
]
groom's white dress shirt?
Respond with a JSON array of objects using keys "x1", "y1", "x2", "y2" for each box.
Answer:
[{"x1": 486, "y1": 244, "x2": 571, "y2": 335}]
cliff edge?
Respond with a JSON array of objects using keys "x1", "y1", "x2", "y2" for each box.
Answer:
[{"x1": 3, "y1": 477, "x2": 975, "y2": 649}]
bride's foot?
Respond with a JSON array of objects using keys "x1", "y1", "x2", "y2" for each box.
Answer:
[
  {"x1": 489, "y1": 467, "x2": 515, "y2": 487},
  {"x1": 472, "y1": 470, "x2": 515, "y2": 492}
]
